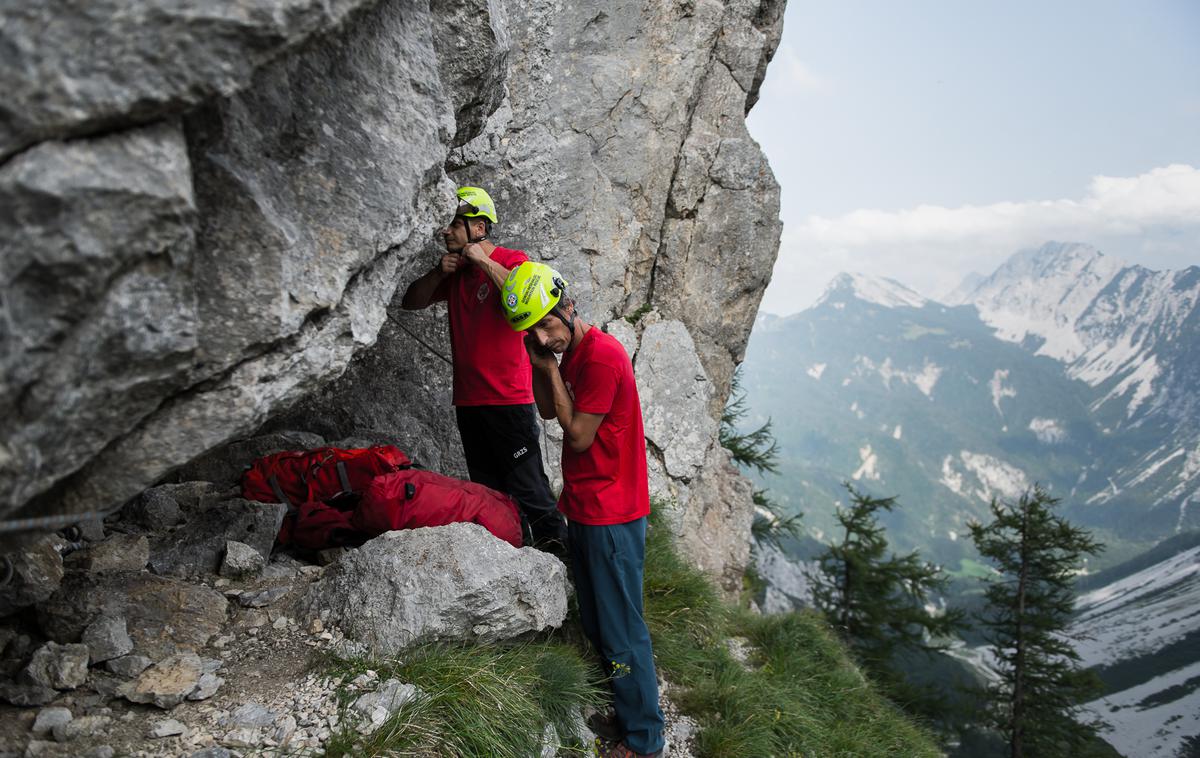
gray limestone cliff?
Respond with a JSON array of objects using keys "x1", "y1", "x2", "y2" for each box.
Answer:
[{"x1": 0, "y1": 0, "x2": 784, "y2": 593}]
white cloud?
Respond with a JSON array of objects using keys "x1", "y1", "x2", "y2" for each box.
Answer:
[
  {"x1": 761, "y1": 165, "x2": 1200, "y2": 314},
  {"x1": 772, "y1": 45, "x2": 832, "y2": 95}
]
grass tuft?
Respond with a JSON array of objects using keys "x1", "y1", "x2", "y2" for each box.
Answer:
[{"x1": 322, "y1": 641, "x2": 605, "y2": 757}]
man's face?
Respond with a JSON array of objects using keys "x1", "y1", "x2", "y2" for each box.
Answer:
[
  {"x1": 528, "y1": 307, "x2": 573, "y2": 354},
  {"x1": 442, "y1": 216, "x2": 486, "y2": 250},
  {"x1": 441, "y1": 216, "x2": 469, "y2": 251}
]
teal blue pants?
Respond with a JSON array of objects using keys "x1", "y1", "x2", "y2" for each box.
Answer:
[{"x1": 568, "y1": 517, "x2": 665, "y2": 754}]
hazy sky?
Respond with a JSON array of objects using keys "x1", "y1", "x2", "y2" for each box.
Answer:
[{"x1": 747, "y1": 0, "x2": 1200, "y2": 314}]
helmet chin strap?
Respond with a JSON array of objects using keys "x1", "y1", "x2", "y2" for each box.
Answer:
[
  {"x1": 553, "y1": 307, "x2": 577, "y2": 351},
  {"x1": 459, "y1": 216, "x2": 486, "y2": 245}
]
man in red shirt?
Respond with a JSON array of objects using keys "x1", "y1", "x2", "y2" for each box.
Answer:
[
  {"x1": 501, "y1": 261, "x2": 665, "y2": 758},
  {"x1": 401, "y1": 187, "x2": 565, "y2": 551}
]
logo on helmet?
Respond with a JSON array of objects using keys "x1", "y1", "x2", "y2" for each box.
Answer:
[
  {"x1": 505, "y1": 293, "x2": 518, "y2": 309},
  {"x1": 510, "y1": 311, "x2": 530, "y2": 325}
]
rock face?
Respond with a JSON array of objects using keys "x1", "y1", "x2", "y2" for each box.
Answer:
[
  {"x1": 1, "y1": 0, "x2": 783, "y2": 587},
  {"x1": 305, "y1": 523, "x2": 568, "y2": 653}
]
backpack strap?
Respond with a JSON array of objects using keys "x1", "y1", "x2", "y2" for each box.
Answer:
[
  {"x1": 267, "y1": 475, "x2": 298, "y2": 516},
  {"x1": 336, "y1": 460, "x2": 352, "y2": 495}
]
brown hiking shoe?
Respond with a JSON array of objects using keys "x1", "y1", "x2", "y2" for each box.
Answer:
[
  {"x1": 594, "y1": 737, "x2": 663, "y2": 758},
  {"x1": 585, "y1": 708, "x2": 623, "y2": 741}
]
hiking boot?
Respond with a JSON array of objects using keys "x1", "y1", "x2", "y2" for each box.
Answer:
[
  {"x1": 594, "y1": 737, "x2": 663, "y2": 758},
  {"x1": 585, "y1": 707, "x2": 623, "y2": 741}
]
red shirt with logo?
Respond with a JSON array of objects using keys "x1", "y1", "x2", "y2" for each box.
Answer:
[
  {"x1": 557, "y1": 327, "x2": 651, "y2": 525},
  {"x1": 432, "y1": 246, "x2": 534, "y2": 406}
]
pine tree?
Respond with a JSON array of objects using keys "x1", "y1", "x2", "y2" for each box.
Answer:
[
  {"x1": 814, "y1": 484, "x2": 962, "y2": 697},
  {"x1": 721, "y1": 367, "x2": 802, "y2": 546},
  {"x1": 969, "y1": 485, "x2": 1106, "y2": 758}
]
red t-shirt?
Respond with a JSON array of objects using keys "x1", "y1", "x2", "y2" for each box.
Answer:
[
  {"x1": 432, "y1": 246, "x2": 534, "y2": 406},
  {"x1": 557, "y1": 327, "x2": 651, "y2": 525}
]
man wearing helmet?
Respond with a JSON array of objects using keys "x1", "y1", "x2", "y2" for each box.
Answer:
[
  {"x1": 501, "y1": 261, "x2": 666, "y2": 758},
  {"x1": 401, "y1": 187, "x2": 566, "y2": 552}
]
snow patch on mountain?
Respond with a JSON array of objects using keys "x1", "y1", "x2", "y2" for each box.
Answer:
[
  {"x1": 1073, "y1": 545, "x2": 1200, "y2": 758},
  {"x1": 989, "y1": 369, "x2": 1016, "y2": 415},
  {"x1": 893, "y1": 425, "x2": 902, "y2": 440},
  {"x1": 1029, "y1": 417, "x2": 1067, "y2": 444},
  {"x1": 807, "y1": 362, "x2": 827, "y2": 380},
  {"x1": 854, "y1": 356, "x2": 943, "y2": 398},
  {"x1": 940, "y1": 451, "x2": 1029, "y2": 502},
  {"x1": 819, "y1": 272, "x2": 929, "y2": 309},
  {"x1": 852, "y1": 444, "x2": 880, "y2": 481},
  {"x1": 1073, "y1": 545, "x2": 1200, "y2": 665},
  {"x1": 940, "y1": 455, "x2": 965, "y2": 496},
  {"x1": 1126, "y1": 448, "x2": 1186, "y2": 489},
  {"x1": 1101, "y1": 354, "x2": 1160, "y2": 417},
  {"x1": 1084, "y1": 662, "x2": 1200, "y2": 758},
  {"x1": 964, "y1": 242, "x2": 1125, "y2": 363}
]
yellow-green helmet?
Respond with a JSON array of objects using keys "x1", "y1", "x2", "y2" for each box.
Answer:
[
  {"x1": 502, "y1": 261, "x2": 568, "y2": 331},
  {"x1": 456, "y1": 186, "x2": 498, "y2": 224}
]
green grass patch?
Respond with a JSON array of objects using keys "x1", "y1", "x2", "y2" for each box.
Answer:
[
  {"x1": 322, "y1": 641, "x2": 606, "y2": 757},
  {"x1": 948, "y1": 557, "x2": 995, "y2": 579},
  {"x1": 642, "y1": 509, "x2": 942, "y2": 757}
]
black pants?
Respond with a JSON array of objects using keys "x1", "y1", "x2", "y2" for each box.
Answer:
[{"x1": 455, "y1": 404, "x2": 565, "y2": 545}]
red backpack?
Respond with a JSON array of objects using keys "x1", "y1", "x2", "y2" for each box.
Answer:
[
  {"x1": 242, "y1": 445, "x2": 412, "y2": 544},
  {"x1": 351, "y1": 469, "x2": 523, "y2": 548}
]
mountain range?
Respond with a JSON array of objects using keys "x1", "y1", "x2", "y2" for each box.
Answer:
[
  {"x1": 743, "y1": 241, "x2": 1200, "y2": 568},
  {"x1": 740, "y1": 241, "x2": 1200, "y2": 757}
]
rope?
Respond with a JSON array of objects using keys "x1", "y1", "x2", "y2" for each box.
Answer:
[
  {"x1": 388, "y1": 313, "x2": 453, "y2": 366},
  {"x1": 0, "y1": 510, "x2": 106, "y2": 535}
]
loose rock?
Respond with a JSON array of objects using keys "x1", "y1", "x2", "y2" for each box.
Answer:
[
  {"x1": 52, "y1": 714, "x2": 111, "y2": 742},
  {"x1": 63, "y1": 534, "x2": 149, "y2": 573},
  {"x1": 150, "y1": 718, "x2": 187, "y2": 738},
  {"x1": 81, "y1": 616, "x2": 134, "y2": 663},
  {"x1": 121, "y1": 652, "x2": 203, "y2": 709},
  {"x1": 188, "y1": 673, "x2": 223, "y2": 701},
  {"x1": 0, "y1": 536, "x2": 64, "y2": 617},
  {"x1": 238, "y1": 586, "x2": 289, "y2": 608},
  {"x1": 31, "y1": 707, "x2": 72, "y2": 736},
  {"x1": 220, "y1": 541, "x2": 265, "y2": 579},
  {"x1": 105, "y1": 654, "x2": 152, "y2": 679},
  {"x1": 351, "y1": 679, "x2": 421, "y2": 734},
  {"x1": 22, "y1": 642, "x2": 89, "y2": 690}
]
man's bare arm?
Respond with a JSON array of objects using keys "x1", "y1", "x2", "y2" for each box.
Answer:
[
  {"x1": 526, "y1": 337, "x2": 604, "y2": 452},
  {"x1": 401, "y1": 253, "x2": 461, "y2": 310},
  {"x1": 463, "y1": 243, "x2": 512, "y2": 291}
]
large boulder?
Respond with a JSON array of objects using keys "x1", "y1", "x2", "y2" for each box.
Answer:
[{"x1": 305, "y1": 523, "x2": 567, "y2": 653}]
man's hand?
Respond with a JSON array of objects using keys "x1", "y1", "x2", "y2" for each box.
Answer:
[
  {"x1": 439, "y1": 252, "x2": 464, "y2": 276},
  {"x1": 462, "y1": 243, "x2": 488, "y2": 267},
  {"x1": 525, "y1": 333, "x2": 558, "y2": 370}
]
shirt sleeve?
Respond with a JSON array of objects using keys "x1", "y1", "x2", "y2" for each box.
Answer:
[
  {"x1": 493, "y1": 248, "x2": 529, "y2": 270},
  {"x1": 571, "y1": 359, "x2": 620, "y2": 415},
  {"x1": 431, "y1": 273, "x2": 451, "y2": 303}
]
